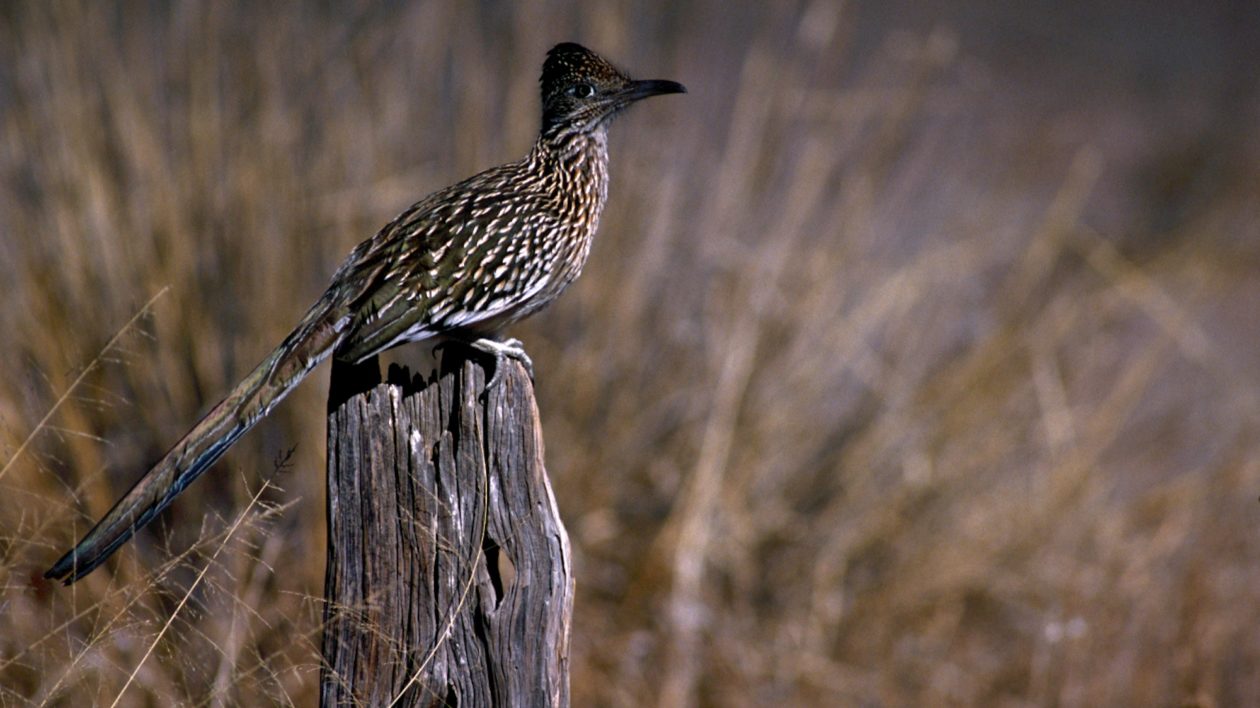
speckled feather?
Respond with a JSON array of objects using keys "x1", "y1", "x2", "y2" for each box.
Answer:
[
  {"x1": 332, "y1": 129, "x2": 611, "y2": 361},
  {"x1": 45, "y1": 43, "x2": 684, "y2": 584}
]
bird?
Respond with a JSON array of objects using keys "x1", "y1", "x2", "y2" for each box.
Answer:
[{"x1": 45, "y1": 42, "x2": 684, "y2": 584}]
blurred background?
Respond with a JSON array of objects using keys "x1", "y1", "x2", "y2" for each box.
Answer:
[{"x1": 2, "y1": 0, "x2": 1259, "y2": 705}]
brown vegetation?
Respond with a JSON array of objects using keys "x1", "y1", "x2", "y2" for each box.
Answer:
[{"x1": 2, "y1": 1, "x2": 1258, "y2": 705}]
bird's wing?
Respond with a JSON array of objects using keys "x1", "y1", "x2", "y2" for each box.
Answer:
[{"x1": 335, "y1": 171, "x2": 553, "y2": 362}]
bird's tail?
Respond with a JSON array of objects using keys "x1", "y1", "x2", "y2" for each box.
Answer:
[{"x1": 45, "y1": 298, "x2": 349, "y2": 584}]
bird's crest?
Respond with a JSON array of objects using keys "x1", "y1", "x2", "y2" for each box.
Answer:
[{"x1": 540, "y1": 43, "x2": 629, "y2": 104}]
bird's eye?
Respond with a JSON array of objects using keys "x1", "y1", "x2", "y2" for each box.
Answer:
[{"x1": 567, "y1": 83, "x2": 595, "y2": 99}]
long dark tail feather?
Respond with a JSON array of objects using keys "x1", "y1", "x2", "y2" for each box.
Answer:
[{"x1": 45, "y1": 299, "x2": 348, "y2": 584}]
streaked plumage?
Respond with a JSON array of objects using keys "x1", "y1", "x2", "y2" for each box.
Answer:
[{"x1": 46, "y1": 43, "x2": 684, "y2": 584}]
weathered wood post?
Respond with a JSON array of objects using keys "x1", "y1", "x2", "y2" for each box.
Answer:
[{"x1": 320, "y1": 350, "x2": 573, "y2": 707}]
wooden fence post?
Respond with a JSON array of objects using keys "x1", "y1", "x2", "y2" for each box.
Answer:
[{"x1": 320, "y1": 351, "x2": 573, "y2": 707}]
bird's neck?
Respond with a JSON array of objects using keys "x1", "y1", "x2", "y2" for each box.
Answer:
[
  {"x1": 532, "y1": 126, "x2": 608, "y2": 176},
  {"x1": 529, "y1": 128, "x2": 610, "y2": 225}
]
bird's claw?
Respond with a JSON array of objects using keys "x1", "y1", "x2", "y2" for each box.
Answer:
[{"x1": 468, "y1": 337, "x2": 534, "y2": 390}]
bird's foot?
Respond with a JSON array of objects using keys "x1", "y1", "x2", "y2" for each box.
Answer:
[{"x1": 441, "y1": 337, "x2": 534, "y2": 390}]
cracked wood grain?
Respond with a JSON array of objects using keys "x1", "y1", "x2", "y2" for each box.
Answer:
[{"x1": 320, "y1": 351, "x2": 573, "y2": 707}]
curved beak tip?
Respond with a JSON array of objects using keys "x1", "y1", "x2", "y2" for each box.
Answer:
[
  {"x1": 626, "y1": 79, "x2": 688, "y2": 101},
  {"x1": 657, "y1": 80, "x2": 688, "y2": 95}
]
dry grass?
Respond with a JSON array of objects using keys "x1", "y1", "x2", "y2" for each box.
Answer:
[{"x1": 2, "y1": 1, "x2": 1258, "y2": 705}]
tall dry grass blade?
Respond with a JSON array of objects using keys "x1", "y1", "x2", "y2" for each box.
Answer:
[
  {"x1": 108, "y1": 480, "x2": 272, "y2": 708},
  {"x1": 0, "y1": 288, "x2": 168, "y2": 483}
]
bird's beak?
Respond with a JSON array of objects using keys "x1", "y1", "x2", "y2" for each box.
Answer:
[{"x1": 619, "y1": 79, "x2": 687, "y2": 103}]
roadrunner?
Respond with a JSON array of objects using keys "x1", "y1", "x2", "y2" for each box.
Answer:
[{"x1": 46, "y1": 43, "x2": 684, "y2": 584}]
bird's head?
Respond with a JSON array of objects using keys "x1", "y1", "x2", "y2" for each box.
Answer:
[{"x1": 540, "y1": 43, "x2": 685, "y2": 139}]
